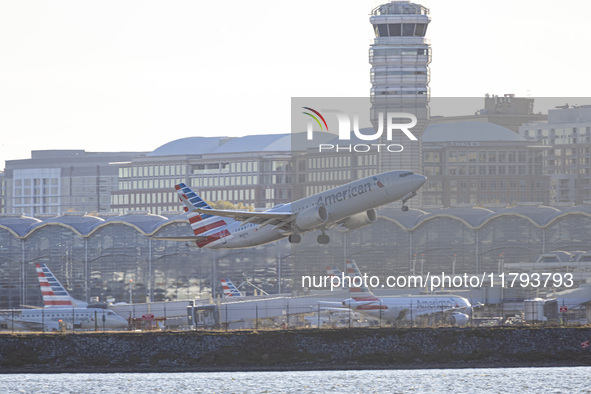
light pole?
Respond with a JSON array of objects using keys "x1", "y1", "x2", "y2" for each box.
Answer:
[
  {"x1": 277, "y1": 244, "x2": 282, "y2": 294},
  {"x1": 129, "y1": 278, "x2": 133, "y2": 304},
  {"x1": 420, "y1": 254, "x2": 425, "y2": 277},
  {"x1": 497, "y1": 252, "x2": 505, "y2": 274}
]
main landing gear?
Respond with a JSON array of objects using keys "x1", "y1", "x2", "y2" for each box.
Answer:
[
  {"x1": 288, "y1": 234, "x2": 301, "y2": 243},
  {"x1": 317, "y1": 231, "x2": 330, "y2": 244}
]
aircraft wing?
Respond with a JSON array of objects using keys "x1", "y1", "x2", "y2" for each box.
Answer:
[
  {"x1": 193, "y1": 208, "x2": 293, "y2": 228},
  {"x1": 4, "y1": 319, "x2": 45, "y2": 331},
  {"x1": 317, "y1": 306, "x2": 350, "y2": 312}
]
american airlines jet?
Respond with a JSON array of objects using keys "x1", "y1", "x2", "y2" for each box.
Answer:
[
  {"x1": 339, "y1": 261, "x2": 473, "y2": 326},
  {"x1": 0, "y1": 263, "x2": 128, "y2": 331},
  {"x1": 155, "y1": 170, "x2": 426, "y2": 249}
]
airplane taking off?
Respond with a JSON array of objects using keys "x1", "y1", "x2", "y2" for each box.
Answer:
[
  {"x1": 221, "y1": 279, "x2": 244, "y2": 298},
  {"x1": 337, "y1": 261, "x2": 473, "y2": 326},
  {"x1": 155, "y1": 170, "x2": 426, "y2": 249},
  {"x1": 0, "y1": 263, "x2": 128, "y2": 331}
]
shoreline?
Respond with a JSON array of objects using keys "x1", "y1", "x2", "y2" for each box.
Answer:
[
  {"x1": 2, "y1": 360, "x2": 591, "y2": 374},
  {"x1": 2, "y1": 327, "x2": 591, "y2": 374}
]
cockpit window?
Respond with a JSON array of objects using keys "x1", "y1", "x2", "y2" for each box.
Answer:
[{"x1": 399, "y1": 172, "x2": 414, "y2": 177}]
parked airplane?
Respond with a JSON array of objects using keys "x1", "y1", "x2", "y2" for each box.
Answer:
[
  {"x1": 336, "y1": 261, "x2": 473, "y2": 326},
  {"x1": 155, "y1": 170, "x2": 426, "y2": 249},
  {"x1": 0, "y1": 263, "x2": 128, "y2": 331},
  {"x1": 221, "y1": 279, "x2": 244, "y2": 298}
]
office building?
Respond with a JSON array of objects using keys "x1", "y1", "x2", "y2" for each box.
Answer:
[
  {"x1": 3, "y1": 150, "x2": 144, "y2": 216},
  {"x1": 111, "y1": 133, "x2": 334, "y2": 214},
  {"x1": 520, "y1": 106, "x2": 591, "y2": 204},
  {"x1": 422, "y1": 121, "x2": 550, "y2": 206}
]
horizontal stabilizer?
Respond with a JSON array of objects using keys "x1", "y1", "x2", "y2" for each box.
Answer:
[{"x1": 192, "y1": 207, "x2": 291, "y2": 223}]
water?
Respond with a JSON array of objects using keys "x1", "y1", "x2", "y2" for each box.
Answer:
[{"x1": 1, "y1": 367, "x2": 590, "y2": 393}]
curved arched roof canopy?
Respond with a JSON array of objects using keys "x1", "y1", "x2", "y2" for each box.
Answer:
[
  {"x1": 492, "y1": 206, "x2": 561, "y2": 226},
  {"x1": 0, "y1": 215, "x2": 41, "y2": 236},
  {"x1": 28, "y1": 214, "x2": 105, "y2": 235},
  {"x1": 3, "y1": 204, "x2": 591, "y2": 238},
  {"x1": 418, "y1": 207, "x2": 495, "y2": 228},
  {"x1": 103, "y1": 212, "x2": 168, "y2": 234}
]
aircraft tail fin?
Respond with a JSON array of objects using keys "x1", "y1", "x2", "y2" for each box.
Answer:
[
  {"x1": 326, "y1": 266, "x2": 343, "y2": 277},
  {"x1": 175, "y1": 183, "x2": 234, "y2": 244},
  {"x1": 347, "y1": 260, "x2": 379, "y2": 301},
  {"x1": 35, "y1": 263, "x2": 87, "y2": 308},
  {"x1": 221, "y1": 279, "x2": 243, "y2": 298}
]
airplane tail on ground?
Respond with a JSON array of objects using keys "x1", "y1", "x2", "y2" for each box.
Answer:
[
  {"x1": 346, "y1": 260, "x2": 380, "y2": 302},
  {"x1": 326, "y1": 266, "x2": 343, "y2": 277},
  {"x1": 221, "y1": 279, "x2": 244, "y2": 298},
  {"x1": 175, "y1": 183, "x2": 234, "y2": 248},
  {"x1": 35, "y1": 263, "x2": 87, "y2": 308}
]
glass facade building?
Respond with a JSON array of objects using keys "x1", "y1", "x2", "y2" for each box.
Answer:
[
  {"x1": 2, "y1": 204, "x2": 591, "y2": 309},
  {"x1": 3, "y1": 150, "x2": 144, "y2": 216}
]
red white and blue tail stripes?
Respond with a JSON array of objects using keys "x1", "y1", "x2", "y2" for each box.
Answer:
[
  {"x1": 326, "y1": 266, "x2": 343, "y2": 278},
  {"x1": 221, "y1": 279, "x2": 243, "y2": 298},
  {"x1": 36, "y1": 263, "x2": 85, "y2": 308},
  {"x1": 175, "y1": 183, "x2": 233, "y2": 248},
  {"x1": 347, "y1": 260, "x2": 380, "y2": 302}
]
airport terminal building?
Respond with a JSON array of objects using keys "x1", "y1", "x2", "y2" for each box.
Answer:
[
  {"x1": 2, "y1": 203, "x2": 591, "y2": 309},
  {"x1": 1, "y1": 118, "x2": 589, "y2": 310}
]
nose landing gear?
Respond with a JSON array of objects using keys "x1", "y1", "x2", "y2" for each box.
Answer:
[{"x1": 401, "y1": 191, "x2": 416, "y2": 212}]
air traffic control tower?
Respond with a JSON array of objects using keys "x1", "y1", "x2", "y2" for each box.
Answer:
[{"x1": 369, "y1": 1, "x2": 431, "y2": 177}]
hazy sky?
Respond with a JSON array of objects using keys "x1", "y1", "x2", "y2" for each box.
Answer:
[{"x1": 1, "y1": 0, "x2": 590, "y2": 166}]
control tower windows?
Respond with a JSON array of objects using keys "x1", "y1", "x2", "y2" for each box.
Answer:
[
  {"x1": 414, "y1": 23, "x2": 427, "y2": 36},
  {"x1": 402, "y1": 24, "x2": 415, "y2": 36},
  {"x1": 373, "y1": 23, "x2": 428, "y2": 37},
  {"x1": 388, "y1": 24, "x2": 401, "y2": 36},
  {"x1": 376, "y1": 24, "x2": 389, "y2": 37}
]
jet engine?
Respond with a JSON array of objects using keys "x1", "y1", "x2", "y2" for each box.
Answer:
[
  {"x1": 448, "y1": 312, "x2": 470, "y2": 327},
  {"x1": 340, "y1": 209, "x2": 377, "y2": 231},
  {"x1": 294, "y1": 205, "x2": 328, "y2": 230}
]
